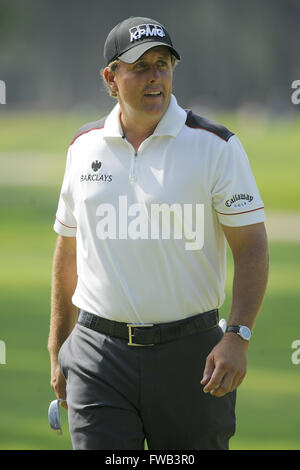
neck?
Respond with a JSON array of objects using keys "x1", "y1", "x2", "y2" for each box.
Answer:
[{"x1": 119, "y1": 112, "x2": 159, "y2": 152}]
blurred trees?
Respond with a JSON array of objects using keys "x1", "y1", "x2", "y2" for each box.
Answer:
[{"x1": 0, "y1": 0, "x2": 299, "y2": 113}]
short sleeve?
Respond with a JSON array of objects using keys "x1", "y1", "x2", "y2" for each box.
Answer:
[
  {"x1": 212, "y1": 135, "x2": 265, "y2": 227},
  {"x1": 53, "y1": 147, "x2": 77, "y2": 237}
]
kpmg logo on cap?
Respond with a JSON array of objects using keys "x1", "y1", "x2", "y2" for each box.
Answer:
[{"x1": 129, "y1": 24, "x2": 166, "y2": 43}]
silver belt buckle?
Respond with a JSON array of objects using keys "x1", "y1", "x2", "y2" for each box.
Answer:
[{"x1": 127, "y1": 323, "x2": 154, "y2": 346}]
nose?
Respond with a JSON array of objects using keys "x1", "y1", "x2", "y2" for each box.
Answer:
[{"x1": 147, "y1": 65, "x2": 160, "y2": 83}]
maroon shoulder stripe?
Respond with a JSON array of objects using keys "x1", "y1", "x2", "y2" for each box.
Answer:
[
  {"x1": 215, "y1": 206, "x2": 264, "y2": 216},
  {"x1": 185, "y1": 110, "x2": 234, "y2": 142},
  {"x1": 69, "y1": 116, "x2": 107, "y2": 147},
  {"x1": 56, "y1": 217, "x2": 77, "y2": 229},
  {"x1": 69, "y1": 126, "x2": 104, "y2": 146}
]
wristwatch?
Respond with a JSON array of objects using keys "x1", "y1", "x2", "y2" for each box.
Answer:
[{"x1": 226, "y1": 325, "x2": 252, "y2": 341}]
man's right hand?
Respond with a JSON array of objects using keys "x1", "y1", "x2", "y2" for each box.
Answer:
[
  {"x1": 50, "y1": 361, "x2": 68, "y2": 409},
  {"x1": 48, "y1": 235, "x2": 78, "y2": 411}
]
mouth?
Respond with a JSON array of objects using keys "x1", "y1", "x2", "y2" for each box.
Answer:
[{"x1": 144, "y1": 91, "x2": 163, "y2": 97}]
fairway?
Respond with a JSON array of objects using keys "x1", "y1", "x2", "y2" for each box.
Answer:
[{"x1": 0, "y1": 113, "x2": 300, "y2": 450}]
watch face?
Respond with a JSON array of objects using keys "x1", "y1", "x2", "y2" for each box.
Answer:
[{"x1": 239, "y1": 326, "x2": 251, "y2": 340}]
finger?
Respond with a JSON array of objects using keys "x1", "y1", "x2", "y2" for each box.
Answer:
[
  {"x1": 210, "y1": 372, "x2": 234, "y2": 397},
  {"x1": 200, "y1": 355, "x2": 215, "y2": 385},
  {"x1": 56, "y1": 383, "x2": 67, "y2": 403},
  {"x1": 232, "y1": 372, "x2": 246, "y2": 391},
  {"x1": 203, "y1": 367, "x2": 225, "y2": 393},
  {"x1": 55, "y1": 384, "x2": 68, "y2": 409},
  {"x1": 61, "y1": 400, "x2": 68, "y2": 410}
]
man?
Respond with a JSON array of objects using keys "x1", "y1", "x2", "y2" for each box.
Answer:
[{"x1": 48, "y1": 16, "x2": 269, "y2": 450}]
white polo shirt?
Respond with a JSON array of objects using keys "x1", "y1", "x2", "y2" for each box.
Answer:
[{"x1": 54, "y1": 94, "x2": 265, "y2": 324}]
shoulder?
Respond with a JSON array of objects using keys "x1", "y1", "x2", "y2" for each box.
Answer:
[
  {"x1": 184, "y1": 109, "x2": 234, "y2": 143},
  {"x1": 69, "y1": 116, "x2": 107, "y2": 146}
]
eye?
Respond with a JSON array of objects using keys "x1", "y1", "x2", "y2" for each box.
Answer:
[
  {"x1": 134, "y1": 62, "x2": 147, "y2": 70},
  {"x1": 157, "y1": 60, "x2": 170, "y2": 69}
]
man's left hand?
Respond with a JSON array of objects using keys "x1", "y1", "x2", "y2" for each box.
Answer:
[{"x1": 200, "y1": 333, "x2": 248, "y2": 397}]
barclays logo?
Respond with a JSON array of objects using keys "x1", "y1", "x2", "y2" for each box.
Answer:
[{"x1": 80, "y1": 160, "x2": 112, "y2": 182}]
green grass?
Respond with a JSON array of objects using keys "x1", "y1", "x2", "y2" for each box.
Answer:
[
  {"x1": 0, "y1": 112, "x2": 102, "y2": 153},
  {"x1": 0, "y1": 185, "x2": 300, "y2": 450}
]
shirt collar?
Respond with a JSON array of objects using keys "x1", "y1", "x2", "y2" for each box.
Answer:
[
  {"x1": 103, "y1": 102, "x2": 124, "y2": 138},
  {"x1": 103, "y1": 94, "x2": 186, "y2": 139}
]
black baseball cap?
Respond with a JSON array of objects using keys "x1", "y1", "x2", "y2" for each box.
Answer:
[{"x1": 104, "y1": 16, "x2": 181, "y2": 66}]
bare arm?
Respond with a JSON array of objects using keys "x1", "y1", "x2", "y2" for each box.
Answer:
[
  {"x1": 201, "y1": 222, "x2": 269, "y2": 397},
  {"x1": 48, "y1": 235, "x2": 78, "y2": 403},
  {"x1": 222, "y1": 222, "x2": 269, "y2": 329}
]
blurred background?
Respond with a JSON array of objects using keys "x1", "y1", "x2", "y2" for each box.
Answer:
[{"x1": 0, "y1": 0, "x2": 299, "y2": 450}]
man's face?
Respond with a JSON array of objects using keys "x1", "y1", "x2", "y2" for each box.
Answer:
[{"x1": 111, "y1": 46, "x2": 173, "y2": 123}]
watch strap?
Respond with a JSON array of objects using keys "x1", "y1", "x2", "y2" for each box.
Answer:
[
  {"x1": 226, "y1": 324, "x2": 251, "y2": 341},
  {"x1": 226, "y1": 326, "x2": 240, "y2": 334}
]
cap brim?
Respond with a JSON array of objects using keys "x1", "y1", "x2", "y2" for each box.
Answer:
[{"x1": 118, "y1": 42, "x2": 181, "y2": 64}]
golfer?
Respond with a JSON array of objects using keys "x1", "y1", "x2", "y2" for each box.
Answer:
[{"x1": 48, "y1": 16, "x2": 269, "y2": 450}]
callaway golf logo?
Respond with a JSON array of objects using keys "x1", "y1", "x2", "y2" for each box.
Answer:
[
  {"x1": 80, "y1": 161, "x2": 112, "y2": 182},
  {"x1": 95, "y1": 196, "x2": 204, "y2": 251},
  {"x1": 225, "y1": 193, "x2": 253, "y2": 208},
  {"x1": 129, "y1": 23, "x2": 166, "y2": 42}
]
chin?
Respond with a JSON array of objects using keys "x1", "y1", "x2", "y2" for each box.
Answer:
[{"x1": 142, "y1": 101, "x2": 168, "y2": 116}]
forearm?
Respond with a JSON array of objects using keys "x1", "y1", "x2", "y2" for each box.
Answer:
[
  {"x1": 48, "y1": 236, "x2": 78, "y2": 362},
  {"x1": 227, "y1": 229, "x2": 269, "y2": 331},
  {"x1": 202, "y1": 229, "x2": 269, "y2": 396}
]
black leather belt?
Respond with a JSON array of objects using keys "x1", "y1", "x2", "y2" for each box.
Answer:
[{"x1": 78, "y1": 308, "x2": 219, "y2": 346}]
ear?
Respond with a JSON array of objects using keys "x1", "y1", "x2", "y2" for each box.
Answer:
[{"x1": 103, "y1": 67, "x2": 118, "y2": 94}]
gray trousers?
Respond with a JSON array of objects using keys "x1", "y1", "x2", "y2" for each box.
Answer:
[{"x1": 58, "y1": 322, "x2": 236, "y2": 450}]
